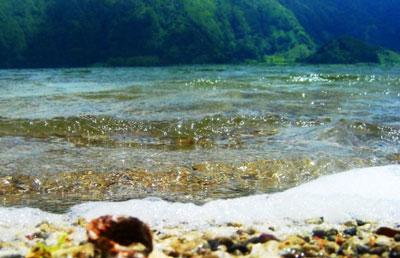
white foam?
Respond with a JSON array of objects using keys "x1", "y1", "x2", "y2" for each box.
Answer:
[
  {"x1": 67, "y1": 165, "x2": 400, "y2": 228},
  {"x1": 1, "y1": 165, "x2": 400, "y2": 243}
]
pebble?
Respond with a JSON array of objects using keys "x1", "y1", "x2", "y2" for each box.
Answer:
[
  {"x1": 306, "y1": 217, "x2": 324, "y2": 225},
  {"x1": 356, "y1": 219, "x2": 367, "y2": 226},
  {"x1": 375, "y1": 235, "x2": 392, "y2": 246},
  {"x1": 377, "y1": 227, "x2": 400, "y2": 237},
  {"x1": 249, "y1": 242, "x2": 280, "y2": 258},
  {"x1": 369, "y1": 245, "x2": 388, "y2": 255},
  {"x1": 390, "y1": 246, "x2": 400, "y2": 258},
  {"x1": 311, "y1": 229, "x2": 327, "y2": 238},
  {"x1": 2, "y1": 218, "x2": 400, "y2": 258},
  {"x1": 343, "y1": 227, "x2": 357, "y2": 236},
  {"x1": 355, "y1": 244, "x2": 370, "y2": 254}
]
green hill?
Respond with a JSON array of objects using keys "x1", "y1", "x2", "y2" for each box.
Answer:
[
  {"x1": 278, "y1": 0, "x2": 400, "y2": 52},
  {"x1": 0, "y1": 0, "x2": 314, "y2": 68},
  {"x1": 300, "y1": 36, "x2": 379, "y2": 64},
  {"x1": 0, "y1": 0, "x2": 399, "y2": 68},
  {"x1": 299, "y1": 36, "x2": 400, "y2": 65}
]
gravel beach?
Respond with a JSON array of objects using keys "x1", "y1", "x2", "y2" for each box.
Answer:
[{"x1": 1, "y1": 215, "x2": 400, "y2": 258}]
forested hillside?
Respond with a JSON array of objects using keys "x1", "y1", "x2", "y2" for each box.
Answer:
[
  {"x1": 300, "y1": 36, "x2": 380, "y2": 64},
  {"x1": 0, "y1": 0, "x2": 399, "y2": 68},
  {"x1": 279, "y1": 0, "x2": 400, "y2": 51},
  {"x1": 0, "y1": 0, "x2": 313, "y2": 68}
]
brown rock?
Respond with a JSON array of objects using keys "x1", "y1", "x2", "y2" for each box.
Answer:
[
  {"x1": 86, "y1": 215, "x2": 153, "y2": 257},
  {"x1": 376, "y1": 227, "x2": 400, "y2": 238}
]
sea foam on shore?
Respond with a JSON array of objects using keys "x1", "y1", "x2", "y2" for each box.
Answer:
[
  {"x1": 69, "y1": 164, "x2": 400, "y2": 227},
  {"x1": 1, "y1": 165, "x2": 399, "y2": 243}
]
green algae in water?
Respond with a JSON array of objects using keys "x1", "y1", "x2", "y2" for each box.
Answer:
[{"x1": 0, "y1": 65, "x2": 399, "y2": 212}]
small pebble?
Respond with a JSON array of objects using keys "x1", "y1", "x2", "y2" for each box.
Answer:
[
  {"x1": 306, "y1": 217, "x2": 324, "y2": 225},
  {"x1": 326, "y1": 228, "x2": 338, "y2": 241},
  {"x1": 324, "y1": 242, "x2": 339, "y2": 254},
  {"x1": 370, "y1": 246, "x2": 388, "y2": 255},
  {"x1": 312, "y1": 229, "x2": 327, "y2": 238},
  {"x1": 356, "y1": 220, "x2": 366, "y2": 226},
  {"x1": 375, "y1": 235, "x2": 392, "y2": 246},
  {"x1": 227, "y1": 243, "x2": 248, "y2": 254},
  {"x1": 389, "y1": 246, "x2": 400, "y2": 258},
  {"x1": 344, "y1": 221, "x2": 357, "y2": 227},
  {"x1": 356, "y1": 245, "x2": 370, "y2": 254},
  {"x1": 207, "y1": 239, "x2": 219, "y2": 251},
  {"x1": 281, "y1": 253, "x2": 296, "y2": 258},
  {"x1": 343, "y1": 227, "x2": 357, "y2": 236},
  {"x1": 327, "y1": 235, "x2": 336, "y2": 242}
]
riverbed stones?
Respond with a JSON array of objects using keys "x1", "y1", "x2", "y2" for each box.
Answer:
[
  {"x1": 3, "y1": 219, "x2": 400, "y2": 257},
  {"x1": 1, "y1": 158, "x2": 370, "y2": 211}
]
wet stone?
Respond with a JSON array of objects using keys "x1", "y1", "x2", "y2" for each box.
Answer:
[
  {"x1": 281, "y1": 253, "x2": 297, "y2": 258},
  {"x1": 326, "y1": 228, "x2": 339, "y2": 242},
  {"x1": 356, "y1": 244, "x2": 370, "y2": 254},
  {"x1": 306, "y1": 217, "x2": 324, "y2": 225},
  {"x1": 209, "y1": 237, "x2": 234, "y2": 251},
  {"x1": 247, "y1": 233, "x2": 280, "y2": 244},
  {"x1": 356, "y1": 220, "x2": 367, "y2": 226},
  {"x1": 343, "y1": 227, "x2": 357, "y2": 236},
  {"x1": 311, "y1": 229, "x2": 327, "y2": 239},
  {"x1": 370, "y1": 246, "x2": 388, "y2": 255},
  {"x1": 279, "y1": 235, "x2": 306, "y2": 248},
  {"x1": 337, "y1": 245, "x2": 345, "y2": 255},
  {"x1": 281, "y1": 246, "x2": 305, "y2": 258},
  {"x1": 376, "y1": 235, "x2": 392, "y2": 246},
  {"x1": 344, "y1": 221, "x2": 357, "y2": 227},
  {"x1": 302, "y1": 243, "x2": 323, "y2": 257},
  {"x1": 31, "y1": 231, "x2": 48, "y2": 239},
  {"x1": 377, "y1": 227, "x2": 400, "y2": 238},
  {"x1": 323, "y1": 242, "x2": 339, "y2": 254},
  {"x1": 207, "y1": 239, "x2": 219, "y2": 251},
  {"x1": 390, "y1": 246, "x2": 400, "y2": 258},
  {"x1": 326, "y1": 235, "x2": 336, "y2": 242},
  {"x1": 227, "y1": 243, "x2": 248, "y2": 254}
]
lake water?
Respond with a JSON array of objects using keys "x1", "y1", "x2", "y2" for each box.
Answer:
[{"x1": 0, "y1": 65, "x2": 399, "y2": 212}]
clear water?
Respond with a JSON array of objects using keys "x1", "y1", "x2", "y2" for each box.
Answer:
[{"x1": 0, "y1": 65, "x2": 399, "y2": 212}]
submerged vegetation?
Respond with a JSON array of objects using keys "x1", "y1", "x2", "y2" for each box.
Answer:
[{"x1": 0, "y1": 0, "x2": 399, "y2": 68}]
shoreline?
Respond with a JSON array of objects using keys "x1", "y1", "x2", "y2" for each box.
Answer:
[
  {"x1": 1, "y1": 165, "x2": 400, "y2": 257},
  {"x1": 1, "y1": 215, "x2": 400, "y2": 257}
]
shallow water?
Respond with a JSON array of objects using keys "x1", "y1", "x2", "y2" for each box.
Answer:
[{"x1": 0, "y1": 65, "x2": 399, "y2": 212}]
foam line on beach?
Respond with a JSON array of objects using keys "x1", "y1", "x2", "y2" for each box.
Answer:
[{"x1": 1, "y1": 165, "x2": 399, "y2": 243}]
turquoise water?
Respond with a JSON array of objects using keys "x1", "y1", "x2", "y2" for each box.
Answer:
[{"x1": 0, "y1": 65, "x2": 399, "y2": 211}]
